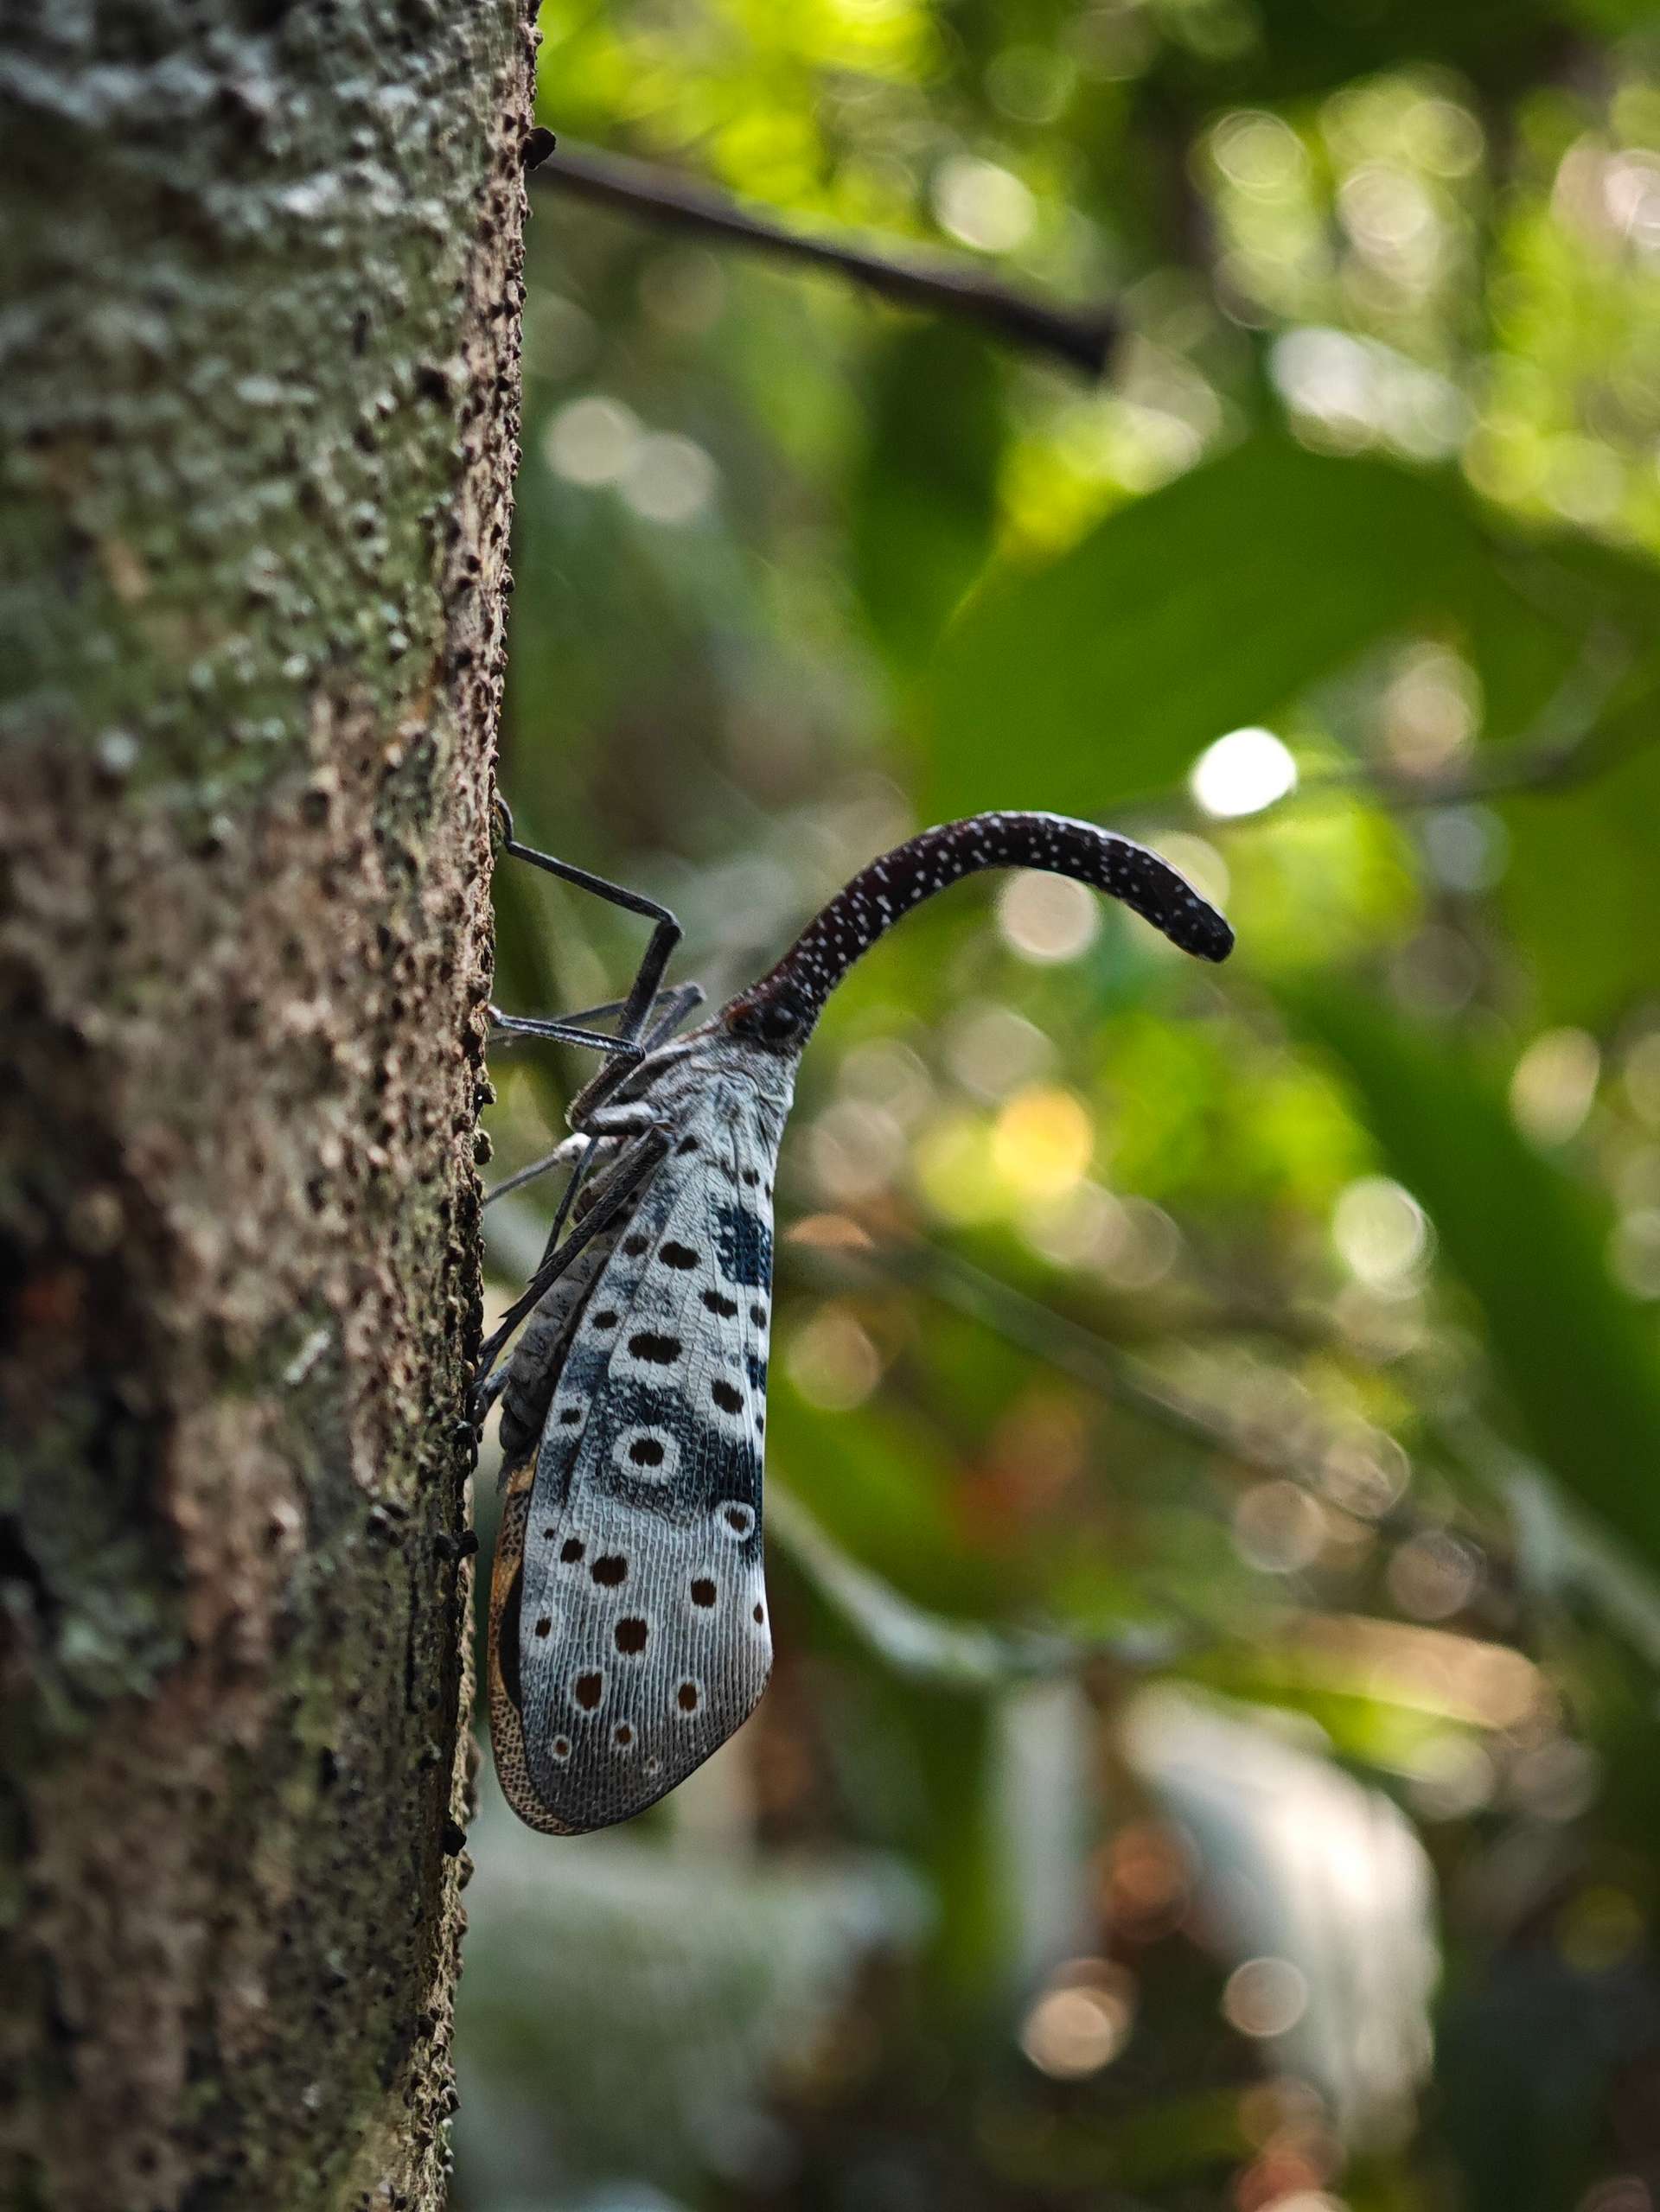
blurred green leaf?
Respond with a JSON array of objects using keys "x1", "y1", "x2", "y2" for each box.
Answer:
[
  {"x1": 769, "y1": 1483, "x2": 1078, "y2": 1688},
  {"x1": 1497, "y1": 674, "x2": 1660, "y2": 1028},
  {"x1": 1290, "y1": 985, "x2": 1660, "y2": 1573},
  {"x1": 922, "y1": 437, "x2": 1485, "y2": 817},
  {"x1": 850, "y1": 325, "x2": 1005, "y2": 669}
]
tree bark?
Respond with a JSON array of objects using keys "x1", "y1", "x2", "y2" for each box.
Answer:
[{"x1": 0, "y1": 4, "x2": 536, "y2": 2205}]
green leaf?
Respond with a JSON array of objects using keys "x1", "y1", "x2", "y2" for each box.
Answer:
[
  {"x1": 1288, "y1": 985, "x2": 1660, "y2": 1575},
  {"x1": 920, "y1": 436, "x2": 1486, "y2": 818},
  {"x1": 1497, "y1": 668, "x2": 1660, "y2": 1028},
  {"x1": 849, "y1": 325, "x2": 1004, "y2": 669}
]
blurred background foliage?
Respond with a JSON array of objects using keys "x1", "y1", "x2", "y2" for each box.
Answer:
[{"x1": 463, "y1": 3, "x2": 1660, "y2": 2206}]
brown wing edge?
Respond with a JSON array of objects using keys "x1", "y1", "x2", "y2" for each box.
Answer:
[{"x1": 487, "y1": 1460, "x2": 578, "y2": 1836}]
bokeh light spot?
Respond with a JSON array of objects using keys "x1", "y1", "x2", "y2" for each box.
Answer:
[
  {"x1": 786, "y1": 1304, "x2": 884, "y2": 1412},
  {"x1": 1332, "y1": 1176, "x2": 1429, "y2": 1291},
  {"x1": 1406, "y1": 1733, "x2": 1495, "y2": 1821},
  {"x1": 996, "y1": 870, "x2": 1100, "y2": 962},
  {"x1": 1510, "y1": 1027, "x2": 1600, "y2": 1146},
  {"x1": 545, "y1": 394, "x2": 642, "y2": 486},
  {"x1": 808, "y1": 1099, "x2": 907, "y2": 1204},
  {"x1": 622, "y1": 433, "x2": 718, "y2": 525},
  {"x1": 932, "y1": 156, "x2": 1036, "y2": 251},
  {"x1": 1611, "y1": 1208, "x2": 1660, "y2": 1299},
  {"x1": 1191, "y1": 727, "x2": 1298, "y2": 818},
  {"x1": 945, "y1": 1001, "x2": 1053, "y2": 1100},
  {"x1": 992, "y1": 1086, "x2": 1094, "y2": 1201},
  {"x1": 914, "y1": 1112, "x2": 1003, "y2": 1225},
  {"x1": 1018, "y1": 1961, "x2": 1136, "y2": 2078},
  {"x1": 1222, "y1": 1956, "x2": 1309, "y2": 2039},
  {"x1": 1233, "y1": 1481, "x2": 1327, "y2": 1573},
  {"x1": 1386, "y1": 1530, "x2": 1480, "y2": 1621}
]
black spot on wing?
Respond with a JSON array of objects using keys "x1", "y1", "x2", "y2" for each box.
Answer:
[
  {"x1": 746, "y1": 1354, "x2": 768, "y2": 1390},
  {"x1": 628, "y1": 1330, "x2": 682, "y2": 1365},
  {"x1": 715, "y1": 1202, "x2": 772, "y2": 1290}
]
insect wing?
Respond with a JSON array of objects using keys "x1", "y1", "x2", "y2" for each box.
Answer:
[{"x1": 502, "y1": 1085, "x2": 779, "y2": 1832}]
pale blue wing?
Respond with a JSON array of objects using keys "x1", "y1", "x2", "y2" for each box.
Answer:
[{"x1": 514, "y1": 1081, "x2": 782, "y2": 1830}]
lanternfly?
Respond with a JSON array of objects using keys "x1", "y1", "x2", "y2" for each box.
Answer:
[{"x1": 477, "y1": 804, "x2": 1234, "y2": 1835}]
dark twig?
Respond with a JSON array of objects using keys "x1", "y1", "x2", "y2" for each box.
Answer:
[
  {"x1": 1292, "y1": 679, "x2": 1657, "y2": 816},
  {"x1": 528, "y1": 134, "x2": 1120, "y2": 379},
  {"x1": 1172, "y1": 635, "x2": 1658, "y2": 830},
  {"x1": 788, "y1": 1230, "x2": 1415, "y2": 1512}
]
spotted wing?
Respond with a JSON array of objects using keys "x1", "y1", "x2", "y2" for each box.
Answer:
[{"x1": 495, "y1": 1080, "x2": 780, "y2": 1833}]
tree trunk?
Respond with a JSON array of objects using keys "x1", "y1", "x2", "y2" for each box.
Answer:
[{"x1": 0, "y1": 5, "x2": 536, "y2": 2205}]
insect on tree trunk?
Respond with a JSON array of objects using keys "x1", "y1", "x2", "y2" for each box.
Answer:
[{"x1": 0, "y1": 5, "x2": 537, "y2": 2205}]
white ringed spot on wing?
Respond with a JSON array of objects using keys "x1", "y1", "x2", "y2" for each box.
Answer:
[
  {"x1": 571, "y1": 1669, "x2": 605, "y2": 1712},
  {"x1": 716, "y1": 1501, "x2": 756, "y2": 1540},
  {"x1": 613, "y1": 1425, "x2": 680, "y2": 1482}
]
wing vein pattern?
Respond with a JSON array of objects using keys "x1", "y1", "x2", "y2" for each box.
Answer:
[{"x1": 503, "y1": 1081, "x2": 780, "y2": 1831}]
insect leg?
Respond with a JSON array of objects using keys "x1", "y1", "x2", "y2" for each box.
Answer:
[
  {"x1": 482, "y1": 1022, "x2": 694, "y2": 1208},
  {"x1": 488, "y1": 1010, "x2": 649, "y2": 1059},
  {"x1": 494, "y1": 795, "x2": 682, "y2": 1051},
  {"x1": 488, "y1": 979, "x2": 704, "y2": 1049},
  {"x1": 482, "y1": 1133, "x2": 588, "y2": 1210},
  {"x1": 638, "y1": 980, "x2": 706, "y2": 1047},
  {"x1": 493, "y1": 982, "x2": 703, "y2": 1047},
  {"x1": 471, "y1": 1126, "x2": 669, "y2": 1419}
]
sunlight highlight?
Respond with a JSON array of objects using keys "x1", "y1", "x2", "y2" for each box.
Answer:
[
  {"x1": 1190, "y1": 727, "x2": 1298, "y2": 818},
  {"x1": 992, "y1": 1086, "x2": 1094, "y2": 1200}
]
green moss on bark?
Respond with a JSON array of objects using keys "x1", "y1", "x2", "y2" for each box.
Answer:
[{"x1": 1, "y1": 0, "x2": 523, "y2": 791}]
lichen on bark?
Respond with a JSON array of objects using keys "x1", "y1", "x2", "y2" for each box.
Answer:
[{"x1": 0, "y1": 3, "x2": 538, "y2": 2206}]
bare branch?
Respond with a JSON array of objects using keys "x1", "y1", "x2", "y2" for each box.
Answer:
[
  {"x1": 787, "y1": 1229, "x2": 1417, "y2": 1514},
  {"x1": 527, "y1": 133, "x2": 1119, "y2": 379},
  {"x1": 1177, "y1": 636, "x2": 1659, "y2": 831}
]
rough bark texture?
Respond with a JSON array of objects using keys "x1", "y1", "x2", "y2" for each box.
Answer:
[{"x1": 0, "y1": 4, "x2": 537, "y2": 2206}]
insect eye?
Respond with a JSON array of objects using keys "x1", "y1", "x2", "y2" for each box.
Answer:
[{"x1": 728, "y1": 994, "x2": 803, "y2": 1046}]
